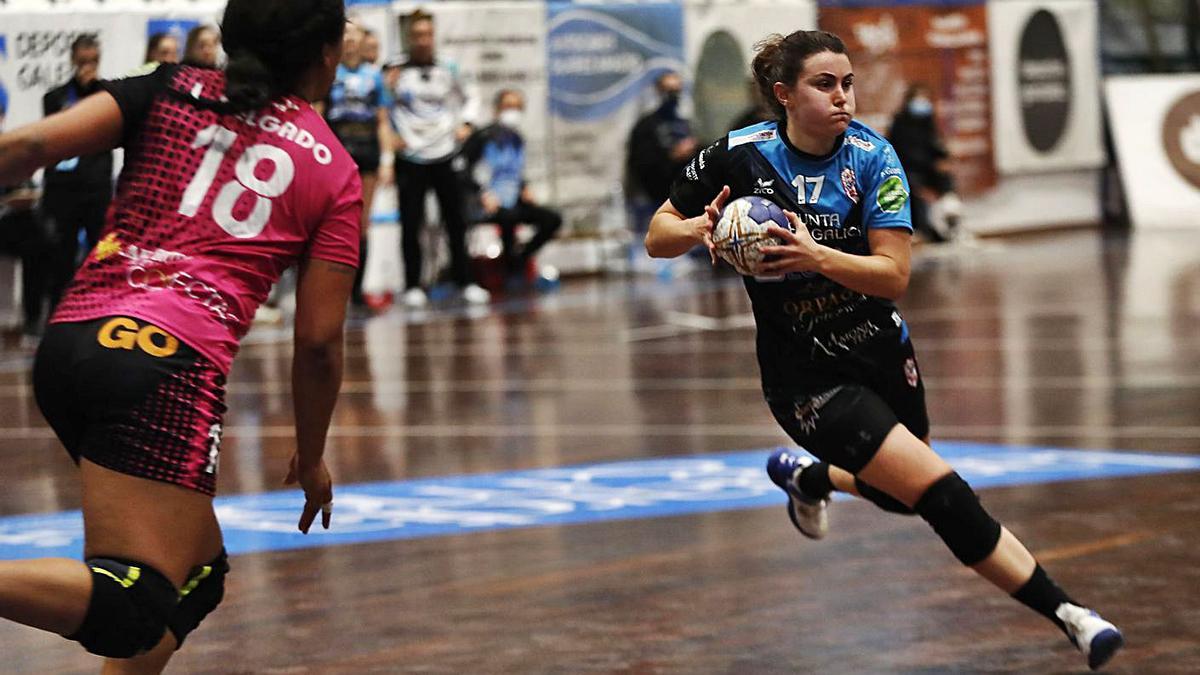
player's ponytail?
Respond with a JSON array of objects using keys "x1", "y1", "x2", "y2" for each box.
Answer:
[
  {"x1": 211, "y1": 0, "x2": 346, "y2": 113},
  {"x1": 223, "y1": 50, "x2": 276, "y2": 111},
  {"x1": 752, "y1": 30, "x2": 848, "y2": 120}
]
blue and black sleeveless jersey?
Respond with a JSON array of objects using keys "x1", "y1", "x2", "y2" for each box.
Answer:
[
  {"x1": 462, "y1": 123, "x2": 526, "y2": 210},
  {"x1": 669, "y1": 120, "x2": 914, "y2": 387},
  {"x1": 324, "y1": 63, "x2": 390, "y2": 154}
]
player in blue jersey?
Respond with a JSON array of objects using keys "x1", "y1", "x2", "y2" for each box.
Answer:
[
  {"x1": 462, "y1": 89, "x2": 562, "y2": 283},
  {"x1": 645, "y1": 30, "x2": 1123, "y2": 670},
  {"x1": 322, "y1": 22, "x2": 393, "y2": 309}
]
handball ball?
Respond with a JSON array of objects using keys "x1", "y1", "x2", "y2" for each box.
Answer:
[{"x1": 712, "y1": 196, "x2": 789, "y2": 276}]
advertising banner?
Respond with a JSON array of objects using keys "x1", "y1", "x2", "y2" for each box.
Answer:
[
  {"x1": 1106, "y1": 74, "x2": 1200, "y2": 230},
  {"x1": 546, "y1": 1, "x2": 686, "y2": 231},
  {"x1": 0, "y1": 7, "x2": 221, "y2": 130},
  {"x1": 0, "y1": 12, "x2": 131, "y2": 130},
  {"x1": 819, "y1": 1, "x2": 997, "y2": 195},
  {"x1": 988, "y1": 0, "x2": 1104, "y2": 173}
]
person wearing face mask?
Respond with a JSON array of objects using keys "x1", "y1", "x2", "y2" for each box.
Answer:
[
  {"x1": 887, "y1": 83, "x2": 959, "y2": 242},
  {"x1": 626, "y1": 71, "x2": 698, "y2": 221},
  {"x1": 461, "y1": 89, "x2": 562, "y2": 284}
]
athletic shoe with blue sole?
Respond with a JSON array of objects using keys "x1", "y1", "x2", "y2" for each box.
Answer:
[
  {"x1": 1056, "y1": 602, "x2": 1124, "y2": 670},
  {"x1": 766, "y1": 449, "x2": 829, "y2": 540}
]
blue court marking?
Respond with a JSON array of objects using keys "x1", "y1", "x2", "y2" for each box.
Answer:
[{"x1": 2, "y1": 442, "x2": 1198, "y2": 561}]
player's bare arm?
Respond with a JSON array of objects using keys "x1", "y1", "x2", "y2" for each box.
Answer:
[
  {"x1": 646, "y1": 185, "x2": 729, "y2": 259},
  {"x1": 0, "y1": 93, "x2": 123, "y2": 184}
]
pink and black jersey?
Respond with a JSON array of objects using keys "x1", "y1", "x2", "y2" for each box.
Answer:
[{"x1": 52, "y1": 65, "x2": 363, "y2": 374}]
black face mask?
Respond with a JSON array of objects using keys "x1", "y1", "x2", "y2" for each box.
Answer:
[{"x1": 660, "y1": 92, "x2": 680, "y2": 115}]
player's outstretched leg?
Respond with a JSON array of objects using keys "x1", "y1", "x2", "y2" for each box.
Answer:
[
  {"x1": 766, "y1": 449, "x2": 829, "y2": 539},
  {"x1": 856, "y1": 424, "x2": 1123, "y2": 671}
]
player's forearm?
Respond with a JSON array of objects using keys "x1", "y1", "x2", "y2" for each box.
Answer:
[
  {"x1": 376, "y1": 108, "x2": 392, "y2": 155},
  {"x1": 814, "y1": 246, "x2": 909, "y2": 300},
  {"x1": 0, "y1": 129, "x2": 48, "y2": 185},
  {"x1": 291, "y1": 341, "x2": 344, "y2": 470},
  {"x1": 646, "y1": 212, "x2": 702, "y2": 258}
]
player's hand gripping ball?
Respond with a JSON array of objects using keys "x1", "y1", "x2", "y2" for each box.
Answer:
[{"x1": 712, "y1": 196, "x2": 790, "y2": 276}]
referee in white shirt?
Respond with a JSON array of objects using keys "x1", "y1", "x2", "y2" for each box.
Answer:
[{"x1": 387, "y1": 9, "x2": 489, "y2": 306}]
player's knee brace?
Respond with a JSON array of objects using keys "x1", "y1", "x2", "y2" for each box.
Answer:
[
  {"x1": 914, "y1": 472, "x2": 1001, "y2": 566},
  {"x1": 169, "y1": 549, "x2": 230, "y2": 648},
  {"x1": 854, "y1": 477, "x2": 916, "y2": 515},
  {"x1": 67, "y1": 557, "x2": 177, "y2": 658}
]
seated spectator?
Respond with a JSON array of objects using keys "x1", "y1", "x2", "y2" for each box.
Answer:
[
  {"x1": 462, "y1": 89, "x2": 562, "y2": 284},
  {"x1": 887, "y1": 83, "x2": 962, "y2": 242}
]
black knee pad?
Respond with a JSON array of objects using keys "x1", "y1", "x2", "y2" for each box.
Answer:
[
  {"x1": 914, "y1": 472, "x2": 1001, "y2": 566},
  {"x1": 169, "y1": 549, "x2": 230, "y2": 649},
  {"x1": 67, "y1": 557, "x2": 177, "y2": 658},
  {"x1": 855, "y1": 477, "x2": 916, "y2": 515}
]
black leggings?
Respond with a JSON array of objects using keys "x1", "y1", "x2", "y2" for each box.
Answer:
[
  {"x1": 43, "y1": 193, "x2": 110, "y2": 307},
  {"x1": 0, "y1": 209, "x2": 51, "y2": 331},
  {"x1": 492, "y1": 200, "x2": 563, "y2": 274},
  {"x1": 396, "y1": 158, "x2": 471, "y2": 289}
]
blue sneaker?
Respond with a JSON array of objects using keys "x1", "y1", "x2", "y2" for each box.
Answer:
[
  {"x1": 1056, "y1": 603, "x2": 1124, "y2": 670},
  {"x1": 766, "y1": 449, "x2": 829, "y2": 540}
]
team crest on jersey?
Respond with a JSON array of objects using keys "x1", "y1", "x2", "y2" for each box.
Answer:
[
  {"x1": 904, "y1": 357, "x2": 919, "y2": 388},
  {"x1": 840, "y1": 167, "x2": 859, "y2": 203},
  {"x1": 846, "y1": 135, "x2": 876, "y2": 152}
]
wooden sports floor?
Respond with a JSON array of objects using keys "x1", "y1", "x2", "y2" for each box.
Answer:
[{"x1": 0, "y1": 228, "x2": 1197, "y2": 673}]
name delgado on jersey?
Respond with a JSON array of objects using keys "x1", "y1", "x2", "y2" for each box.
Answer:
[{"x1": 234, "y1": 105, "x2": 335, "y2": 166}]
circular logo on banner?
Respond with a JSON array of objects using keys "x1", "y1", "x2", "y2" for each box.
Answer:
[
  {"x1": 1162, "y1": 90, "x2": 1200, "y2": 190},
  {"x1": 1017, "y1": 9, "x2": 1072, "y2": 153}
]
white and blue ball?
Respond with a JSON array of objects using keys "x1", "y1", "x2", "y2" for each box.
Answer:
[{"x1": 712, "y1": 196, "x2": 789, "y2": 276}]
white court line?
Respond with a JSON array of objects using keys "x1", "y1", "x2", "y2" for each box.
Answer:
[
  {"x1": 0, "y1": 423, "x2": 1198, "y2": 441},
  {"x1": 623, "y1": 311, "x2": 755, "y2": 342},
  {"x1": 1, "y1": 374, "x2": 1199, "y2": 398}
]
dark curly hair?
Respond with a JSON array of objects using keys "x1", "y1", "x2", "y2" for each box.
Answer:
[{"x1": 219, "y1": 0, "x2": 346, "y2": 111}]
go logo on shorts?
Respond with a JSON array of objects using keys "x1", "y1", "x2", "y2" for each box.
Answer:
[{"x1": 97, "y1": 317, "x2": 180, "y2": 358}]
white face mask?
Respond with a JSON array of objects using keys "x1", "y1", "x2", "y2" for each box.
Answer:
[
  {"x1": 908, "y1": 97, "x2": 933, "y2": 117},
  {"x1": 498, "y1": 108, "x2": 524, "y2": 129}
]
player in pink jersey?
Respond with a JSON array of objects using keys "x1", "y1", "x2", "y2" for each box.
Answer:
[{"x1": 0, "y1": 1, "x2": 357, "y2": 672}]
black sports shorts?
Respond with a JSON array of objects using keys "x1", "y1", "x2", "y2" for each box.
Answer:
[
  {"x1": 33, "y1": 317, "x2": 227, "y2": 495},
  {"x1": 764, "y1": 336, "x2": 929, "y2": 474},
  {"x1": 340, "y1": 135, "x2": 381, "y2": 174}
]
